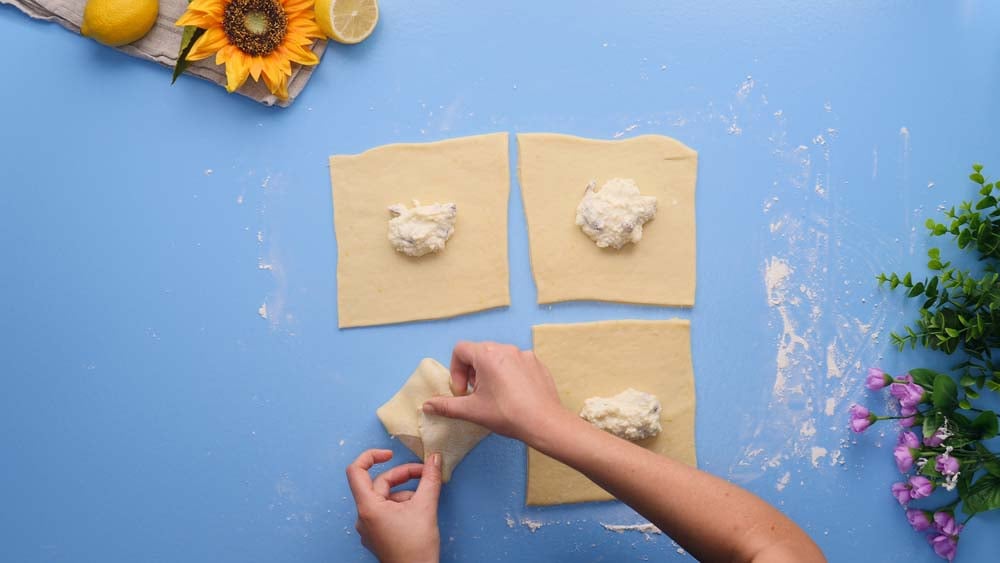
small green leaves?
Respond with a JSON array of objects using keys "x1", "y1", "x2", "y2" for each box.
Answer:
[
  {"x1": 963, "y1": 474, "x2": 1000, "y2": 516},
  {"x1": 933, "y1": 374, "x2": 959, "y2": 410},
  {"x1": 972, "y1": 410, "x2": 999, "y2": 440},
  {"x1": 172, "y1": 23, "x2": 206, "y2": 84}
]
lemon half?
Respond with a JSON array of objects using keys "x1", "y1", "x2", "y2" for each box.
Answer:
[{"x1": 315, "y1": 0, "x2": 379, "y2": 45}]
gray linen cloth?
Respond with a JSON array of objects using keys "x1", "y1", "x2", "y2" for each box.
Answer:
[{"x1": 1, "y1": 0, "x2": 327, "y2": 107}]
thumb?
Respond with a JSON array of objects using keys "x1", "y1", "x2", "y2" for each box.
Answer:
[
  {"x1": 422, "y1": 395, "x2": 477, "y2": 423},
  {"x1": 415, "y1": 452, "x2": 443, "y2": 505}
]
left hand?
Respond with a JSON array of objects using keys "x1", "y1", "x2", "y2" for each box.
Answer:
[{"x1": 346, "y1": 449, "x2": 442, "y2": 563}]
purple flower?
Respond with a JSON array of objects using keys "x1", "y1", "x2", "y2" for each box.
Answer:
[
  {"x1": 929, "y1": 533, "x2": 958, "y2": 561},
  {"x1": 933, "y1": 511, "x2": 962, "y2": 536},
  {"x1": 893, "y1": 445, "x2": 915, "y2": 472},
  {"x1": 891, "y1": 482, "x2": 912, "y2": 506},
  {"x1": 906, "y1": 509, "x2": 932, "y2": 532},
  {"x1": 896, "y1": 373, "x2": 913, "y2": 384},
  {"x1": 898, "y1": 431, "x2": 920, "y2": 448},
  {"x1": 925, "y1": 432, "x2": 944, "y2": 447},
  {"x1": 866, "y1": 367, "x2": 891, "y2": 390},
  {"x1": 850, "y1": 404, "x2": 875, "y2": 433},
  {"x1": 890, "y1": 382, "x2": 926, "y2": 409},
  {"x1": 900, "y1": 405, "x2": 918, "y2": 428},
  {"x1": 935, "y1": 454, "x2": 960, "y2": 476},
  {"x1": 908, "y1": 475, "x2": 934, "y2": 500}
]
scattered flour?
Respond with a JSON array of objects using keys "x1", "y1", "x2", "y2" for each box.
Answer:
[
  {"x1": 601, "y1": 522, "x2": 662, "y2": 534},
  {"x1": 800, "y1": 420, "x2": 817, "y2": 437},
  {"x1": 257, "y1": 303, "x2": 268, "y2": 320},
  {"x1": 776, "y1": 471, "x2": 791, "y2": 491},
  {"x1": 824, "y1": 398, "x2": 837, "y2": 416},
  {"x1": 520, "y1": 518, "x2": 544, "y2": 533},
  {"x1": 505, "y1": 514, "x2": 515, "y2": 529},
  {"x1": 810, "y1": 447, "x2": 828, "y2": 468}
]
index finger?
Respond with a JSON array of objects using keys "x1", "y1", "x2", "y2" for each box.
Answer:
[
  {"x1": 450, "y1": 341, "x2": 479, "y2": 397},
  {"x1": 346, "y1": 449, "x2": 393, "y2": 506}
]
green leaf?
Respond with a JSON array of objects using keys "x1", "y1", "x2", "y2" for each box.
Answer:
[
  {"x1": 977, "y1": 195, "x2": 997, "y2": 210},
  {"x1": 962, "y1": 474, "x2": 1000, "y2": 516},
  {"x1": 172, "y1": 25, "x2": 206, "y2": 84},
  {"x1": 970, "y1": 172, "x2": 986, "y2": 185},
  {"x1": 933, "y1": 374, "x2": 959, "y2": 410},
  {"x1": 973, "y1": 163, "x2": 984, "y2": 173},
  {"x1": 960, "y1": 375, "x2": 976, "y2": 387},
  {"x1": 909, "y1": 369, "x2": 939, "y2": 389},
  {"x1": 978, "y1": 443, "x2": 1000, "y2": 477},
  {"x1": 972, "y1": 410, "x2": 999, "y2": 439},
  {"x1": 923, "y1": 412, "x2": 942, "y2": 440},
  {"x1": 959, "y1": 399, "x2": 973, "y2": 410},
  {"x1": 945, "y1": 327, "x2": 961, "y2": 338}
]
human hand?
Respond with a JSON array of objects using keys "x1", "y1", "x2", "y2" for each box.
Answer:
[
  {"x1": 346, "y1": 449, "x2": 442, "y2": 563},
  {"x1": 422, "y1": 341, "x2": 568, "y2": 444}
]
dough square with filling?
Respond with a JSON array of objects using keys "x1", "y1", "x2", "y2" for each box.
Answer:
[
  {"x1": 517, "y1": 133, "x2": 697, "y2": 306},
  {"x1": 526, "y1": 319, "x2": 697, "y2": 506},
  {"x1": 330, "y1": 133, "x2": 511, "y2": 328}
]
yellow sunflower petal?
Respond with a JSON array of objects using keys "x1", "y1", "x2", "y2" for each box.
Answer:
[
  {"x1": 280, "y1": 0, "x2": 315, "y2": 16},
  {"x1": 277, "y1": 42, "x2": 319, "y2": 67},
  {"x1": 175, "y1": 10, "x2": 220, "y2": 28},
  {"x1": 248, "y1": 57, "x2": 266, "y2": 81},
  {"x1": 224, "y1": 51, "x2": 252, "y2": 93},
  {"x1": 262, "y1": 71, "x2": 289, "y2": 100},
  {"x1": 186, "y1": 26, "x2": 230, "y2": 61},
  {"x1": 186, "y1": 0, "x2": 226, "y2": 18},
  {"x1": 287, "y1": 19, "x2": 325, "y2": 40}
]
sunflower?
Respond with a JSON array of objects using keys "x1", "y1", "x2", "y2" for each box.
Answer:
[{"x1": 176, "y1": 0, "x2": 324, "y2": 99}]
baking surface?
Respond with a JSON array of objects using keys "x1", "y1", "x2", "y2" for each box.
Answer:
[{"x1": 2, "y1": 1, "x2": 999, "y2": 561}]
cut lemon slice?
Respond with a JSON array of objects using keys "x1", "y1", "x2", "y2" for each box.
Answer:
[{"x1": 315, "y1": 0, "x2": 379, "y2": 44}]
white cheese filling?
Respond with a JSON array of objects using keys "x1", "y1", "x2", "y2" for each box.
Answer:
[
  {"x1": 387, "y1": 200, "x2": 458, "y2": 257},
  {"x1": 579, "y1": 388, "x2": 662, "y2": 441},
  {"x1": 575, "y1": 178, "x2": 657, "y2": 249}
]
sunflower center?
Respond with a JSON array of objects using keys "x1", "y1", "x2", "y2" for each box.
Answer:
[{"x1": 223, "y1": 0, "x2": 287, "y2": 57}]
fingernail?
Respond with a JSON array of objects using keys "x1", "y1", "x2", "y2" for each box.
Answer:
[
  {"x1": 422, "y1": 402, "x2": 437, "y2": 415},
  {"x1": 430, "y1": 453, "x2": 441, "y2": 467}
]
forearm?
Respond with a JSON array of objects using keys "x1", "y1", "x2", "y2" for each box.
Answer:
[{"x1": 527, "y1": 411, "x2": 825, "y2": 563}]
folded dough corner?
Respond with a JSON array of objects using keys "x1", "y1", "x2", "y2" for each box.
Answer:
[{"x1": 376, "y1": 358, "x2": 490, "y2": 482}]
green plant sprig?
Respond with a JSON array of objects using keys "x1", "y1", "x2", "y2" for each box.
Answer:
[{"x1": 877, "y1": 165, "x2": 1000, "y2": 393}]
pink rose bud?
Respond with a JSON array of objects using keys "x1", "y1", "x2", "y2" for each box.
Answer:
[
  {"x1": 908, "y1": 475, "x2": 933, "y2": 500},
  {"x1": 906, "y1": 509, "x2": 932, "y2": 532},
  {"x1": 891, "y1": 482, "x2": 911, "y2": 506},
  {"x1": 893, "y1": 445, "x2": 915, "y2": 473},
  {"x1": 935, "y1": 455, "x2": 960, "y2": 476},
  {"x1": 933, "y1": 511, "x2": 961, "y2": 537},
  {"x1": 928, "y1": 533, "x2": 958, "y2": 561},
  {"x1": 865, "y1": 367, "x2": 891, "y2": 390},
  {"x1": 850, "y1": 404, "x2": 875, "y2": 433}
]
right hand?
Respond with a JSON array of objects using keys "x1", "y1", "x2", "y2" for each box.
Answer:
[{"x1": 422, "y1": 341, "x2": 567, "y2": 443}]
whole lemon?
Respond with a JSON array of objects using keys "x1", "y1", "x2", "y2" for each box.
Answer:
[{"x1": 81, "y1": 0, "x2": 159, "y2": 47}]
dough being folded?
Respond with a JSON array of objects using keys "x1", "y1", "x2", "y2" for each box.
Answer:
[{"x1": 376, "y1": 358, "x2": 490, "y2": 482}]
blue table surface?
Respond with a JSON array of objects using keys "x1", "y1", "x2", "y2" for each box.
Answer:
[{"x1": 3, "y1": 1, "x2": 1000, "y2": 561}]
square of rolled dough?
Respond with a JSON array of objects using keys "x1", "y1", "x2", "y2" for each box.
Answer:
[
  {"x1": 526, "y1": 319, "x2": 697, "y2": 506},
  {"x1": 330, "y1": 133, "x2": 511, "y2": 328},
  {"x1": 517, "y1": 133, "x2": 697, "y2": 306}
]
